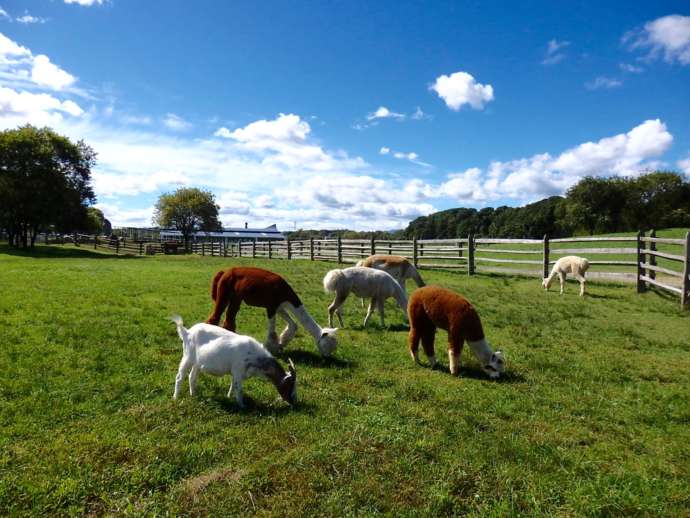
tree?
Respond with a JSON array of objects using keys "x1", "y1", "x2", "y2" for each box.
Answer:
[
  {"x1": 0, "y1": 125, "x2": 96, "y2": 248},
  {"x1": 153, "y1": 187, "x2": 220, "y2": 249}
]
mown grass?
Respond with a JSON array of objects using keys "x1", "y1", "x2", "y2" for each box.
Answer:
[{"x1": 1, "y1": 244, "x2": 689, "y2": 516}]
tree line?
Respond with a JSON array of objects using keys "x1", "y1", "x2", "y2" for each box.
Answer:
[{"x1": 401, "y1": 172, "x2": 690, "y2": 239}]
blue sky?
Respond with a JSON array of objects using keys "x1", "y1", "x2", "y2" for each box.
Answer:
[{"x1": 1, "y1": 1, "x2": 689, "y2": 230}]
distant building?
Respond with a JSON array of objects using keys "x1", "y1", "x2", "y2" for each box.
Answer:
[{"x1": 160, "y1": 224, "x2": 285, "y2": 243}]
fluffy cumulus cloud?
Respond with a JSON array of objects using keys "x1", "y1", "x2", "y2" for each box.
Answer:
[
  {"x1": 430, "y1": 71, "x2": 494, "y2": 111},
  {"x1": 542, "y1": 39, "x2": 570, "y2": 65},
  {"x1": 0, "y1": 86, "x2": 83, "y2": 127},
  {"x1": 31, "y1": 55, "x2": 75, "y2": 90},
  {"x1": 625, "y1": 14, "x2": 690, "y2": 65},
  {"x1": 677, "y1": 154, "x2": 690, "y2": 175},
  {"x1": 367, "y1": 106, "x2": 405, "y2": 121}
]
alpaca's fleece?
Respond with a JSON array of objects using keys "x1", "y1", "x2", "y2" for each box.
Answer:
[{"x1": 407, "y1": 286, "x2": 505, "y2": 378}]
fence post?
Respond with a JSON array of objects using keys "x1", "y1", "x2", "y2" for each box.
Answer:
[
  {"x1": 252, "y1": 239, "x2": 256, "y2": 258},
  {"x1": 310, "y1": 238, "x2": 314, "y2": 261},
  {"x1": 458, "y1": 239, "x2": 463, "y2": 259},
  {"x1": 287, "y1": 239, "x2": 292, "y2": 260},
  {"x1": 682, "y1": 231, "x2": 690, "y2": 310},
  {"x1": 94, "y1": 236, "x2": 98, "y2": 250},
  {"x1": 139, "y1": 242, "x2": 143, "y2": 255},
  {"x1": 542, "y1": 234, "x2": 549, "y2": 279},
  {"x1": 337, "y1": 236, "x2": 342, "y2": 264},
  {"x1": 468, "y1": 234, "x2": 475, "y2": 275},
  {"x1": 413, "y1": 237, "x2": 418, "y2": 267},
  {"x1": 648, "y1": 229, "x2": 656, "y2": 282},
  {"x1": 116, "y1": 239, "x2": 120, "y2": 255},
  {"x1": 636, "y1": 230, "x2": 646, "y2": 293},
  {"x1": 268, "y1": 240, "x2": 272, "y2": 259}
]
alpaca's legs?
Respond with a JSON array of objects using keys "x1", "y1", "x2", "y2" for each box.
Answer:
[
  {"x1": 173, "y1": 357, "x2": 192, "y2": 399},
  {"x1": 277, "y1": 308, "x2": 298, "y2": 347},
  {"x1": 265, "y1": 311, "x2": 280, "y2": 353},
  {"x1": 377, "y1": 297, "x2": 386, "y2": 327},
  {"x1": 448, "y1": 333, "x2": 463, "y2": 375},
  {"x1": 206, "y1": 280, "x2": 231, "y2": 326},
  {"x1": 328, "y1": 291, "x2": 348, "y2": 328},
  {"x1": 188, "y1": 365, "x2": 200, "y2": 396},
  {"x1": 363, "y1": 298, "x2": 375, "y2": 327},
  {"x1": 558, "y1": 271, "x2": 566, "y2": 295},
  {"x1": 408, "y1": 327, "x2": 422, "y2": 364},
  {"x1": 575, "y1": 273, "x2": 586, "y2": 296},
  {"x1": 221, "y1": 297, "x2": 241, "y2": 331},
  {"x1": 421, "y1": 327, "x2": 437, "y2": 368}
]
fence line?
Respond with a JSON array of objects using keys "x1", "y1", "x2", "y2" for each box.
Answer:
[{"x1": 40, "y1": 230, "x2": 690, "y2": 309}]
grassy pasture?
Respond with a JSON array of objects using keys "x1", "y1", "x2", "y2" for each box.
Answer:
[{"x1": 1, "y1": 244, "x2": 689, "y2": 516}]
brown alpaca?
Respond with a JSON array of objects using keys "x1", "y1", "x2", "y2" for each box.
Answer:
[
  {"x1": 407, "y1": 286, "x2": 505, "y2": 378},
  {"x1": 206, "y1": 266, "x2": 338, "y2": 357}
]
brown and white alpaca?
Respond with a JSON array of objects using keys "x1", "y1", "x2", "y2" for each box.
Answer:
[
  {"x1": 407, "y1": 286, "x2": 505, "y2": 378},
  {"x1": 206, "y1": 267, "x2": 338, "y2": 357},
  {"x1": 542, "y1": 255, "x2": 590, "y2": 296},
  {"x1": 355, "y1": 255, "x2": 425, "y2": 290}
]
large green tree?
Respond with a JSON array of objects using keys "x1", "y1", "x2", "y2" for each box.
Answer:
[
  {"x1": 0, "y1": 125, "x2": 96, "y2": 248},
  {"x1": 153, "y1": 187, "x2": 221, "y2": 249}
]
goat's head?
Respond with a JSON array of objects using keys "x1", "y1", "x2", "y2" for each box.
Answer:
[
  {"x1": 317, "y1": 328, "x2": 338, "y2": 357},
  {"x1": 482, "y1": 350, "x2": 505, "y2": 379},
  {"x1": 278, "y1": 358, "x2": 298, "y2": 406}
]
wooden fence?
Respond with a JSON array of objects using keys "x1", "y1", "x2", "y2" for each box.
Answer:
[{"x1": 40, "y1": 231, "x2": 690, "y2": 309}]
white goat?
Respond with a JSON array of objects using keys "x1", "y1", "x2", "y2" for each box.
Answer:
[
  {"x1": 323, "y1": 266, "x2": 408, "y2": 328},
  {"x1": 170, "y1": 315, "x2": 297, "y2": 408},
  {"x1": 542, "y1": 255, "x2": 590, "y2": 296}
]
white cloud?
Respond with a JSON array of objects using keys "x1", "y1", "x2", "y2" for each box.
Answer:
[
  {"x1": 366, "y1": 106, "x2": 405, "y2": 121},
  {"x1": 585, "y1": 76, "x2": 622, "y2": 90},
  {"x1": 31, "y1": 54, "x2": 75, "y2": 90},
  {"x1": 0, "y1": 86, "x2": 83, "y2": 127},
  {"x1": 95, "y1": 202, "x2": 154, "y2": 228},
  {"x1": 379, "y1": 146, "x2": 390, "y2": 155},
  {"x1": 0, "y1": 33, "x2": 31, "y2": 63},
  {"x1": 626, "y1": 14, "x2": 690, "y2": 65},
  {"x1": 214, "y1": 126, "x2": 232, "y2": 138},
  {"x1": 411, "y1": 106, "x2": 429, "y2": 120},
  {"x1": 619, "y1": 62, "x2": 644, "y2": 73},
  {"x1": 430, "y1": 71, "x2": 494, "y2": 111},
  {"x1": 163, "y1": 113, "x2": 191, "y2": 131},
  {"x1": 409, "y1": 120, "x2": 673, "y2": 205},
  {"x1": 229, "y1": 113, "x2": 309, "y2": 145},
  {"x1": 17, "y1": 14, "x2": 47, "y2": 24},
  {"x1": 542, "y1": 39, "x2": 570, "y2": 65},
  {"x1": 254, "y1": 194, "x2": 274, "y2": 208},
  {"x1": 0, "y1": 8, "x2": 9, "y2": 19},
  {"x1": 64, "y1": 0, "x2": 105, "y2": 6},
  {"x1": 120, "y1": 114, "x2": 152, "y2": 125},
  {"x1": 677, "y1": 154, "x2": 690, "y2": 175}
]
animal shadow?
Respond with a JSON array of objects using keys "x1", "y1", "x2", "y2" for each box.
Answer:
[
  {"x1": 278, "y1": 349, "x2": 354, "y2": 369},
  {"x1": 209, "y1": 394, "x2": 317, "y2": 416}
]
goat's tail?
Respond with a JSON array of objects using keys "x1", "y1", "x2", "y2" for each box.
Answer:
[
  {"x1": 169, "y1": 314, "x2": 192, "y2": 355},
  {"x1": 323, "y1": 269, "x2": 344, "y2": 293},
  {"x1": 210, "y1": 270, "x2": 225, "y2": 301},
  {"x1": 406, "y1": 263, "x2": 425, "y2": 287}
]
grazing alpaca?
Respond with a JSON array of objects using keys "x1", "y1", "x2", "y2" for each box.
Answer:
[
  {"x1": 543, "y1": 255, "x2": 590, "y2": 296},
  {"x1": 407, "y1": 286, "x2": 505, "y2": 378},
  {"x1": 206, "y1": 267, "x2": 338, "y2": 357},
  {"x1": 355, "y1": 254, "x2": 425, "y2": 289},
  {"x1": 170, "y1": 315, "x2": 297, "y2": 408},
  {"x1": 323, "y1": 266, "x2": 408, "y2": 328}
]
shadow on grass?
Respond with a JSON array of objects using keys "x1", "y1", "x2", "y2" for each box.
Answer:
[
  {"x1": 0, "y1": 244, "x2": 143, "y2": 260},
  {"x1": 208, "y1": 394, "x2": 318, "y2": 416},
  {"x1": 425, "y1": 363, "x2": 526, "y2": 384},
  {"x1": 278, "y1": 349, "x2": 355, "y2": 369}
]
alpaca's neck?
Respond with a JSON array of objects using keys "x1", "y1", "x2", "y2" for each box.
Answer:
[
  {"x1": 467, "y1": 338, "x2": 493, "y2": 365},
  {"x1": 290, "y1": 304, "x2": 323, "y2": 342}
]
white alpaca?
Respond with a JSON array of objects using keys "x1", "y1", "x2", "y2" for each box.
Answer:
[
  {"x1": 170, "y1": 315, "x2": 297, "y2": 408},
  {"x1": 323, "y1": 266, "x2": 408, "y2": 327},
  {"x1": 355, "y1": 254, "x2": 425, "y2": 307},
  {"x1": 542, "y1": 255, "x2": 590, "y2": 296}
]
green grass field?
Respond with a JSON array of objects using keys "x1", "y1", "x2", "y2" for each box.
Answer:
[{"x1": 1, "y1": 244, "x2": 689, "y2": 516}]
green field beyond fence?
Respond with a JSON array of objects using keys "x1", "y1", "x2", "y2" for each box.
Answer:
[{"x1": 0, "y1": 245, "x2": 689, "y2": 516}]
